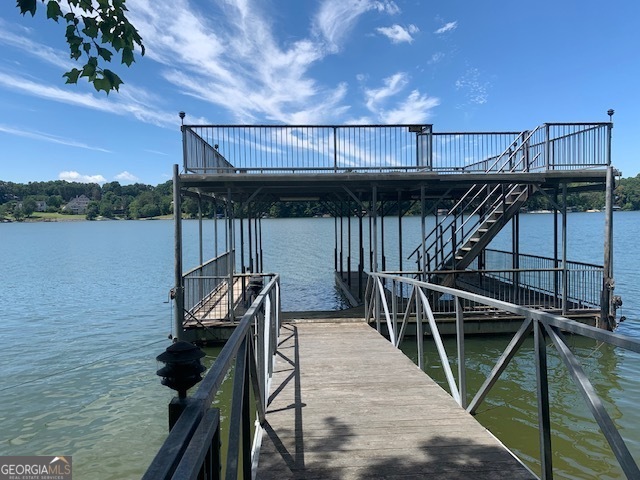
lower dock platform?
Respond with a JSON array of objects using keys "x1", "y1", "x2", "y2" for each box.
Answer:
[{"x1": 256, "y1": 321, "x2": 535, "y2": 479}]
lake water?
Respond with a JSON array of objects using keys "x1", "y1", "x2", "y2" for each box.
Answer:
[{"x1": 1, "y1": 212, "x2": 639, "y2": 479}]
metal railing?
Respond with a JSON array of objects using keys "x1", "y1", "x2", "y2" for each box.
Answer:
[
  {"x1": 183, "y1": 252, "x2": 231, "y2": 315},
  {"x1": 365, "y1": 272, "x2": 639, "y2": 479},
  {"x1": 183, "y1": 124, "x2": 431, "y2": 174},
  {"x1": 182, "y1": 123, "x2": 611, "y2": 175},
  {"x1": 471, "y1": 249, "x2": 603, "y2": 309},
  {"x1": 143, "y1": 274, "x2": 281, "y2": 480}
]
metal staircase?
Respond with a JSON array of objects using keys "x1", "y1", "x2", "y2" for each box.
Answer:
[{"x1": 410, "y1": 129, "x2": 540, "y2": 285}]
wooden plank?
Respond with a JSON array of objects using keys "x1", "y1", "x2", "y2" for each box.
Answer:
[
  {"x1": 184, "y1": 277, "x2": 245, "y2": 327},
  {"x1": 257, "y1": 322, "x2": 535, "y2": 479}
]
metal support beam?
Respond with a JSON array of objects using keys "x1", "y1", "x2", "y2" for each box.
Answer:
[
  {"x1": 173, "y1": 164, "x2": 184, "y2": 340},
  {"x1": 562, "y1": 183, "x2": 568, "y2": 315},
  {"x1": 372, "y1": 186, "x2": 378, "y2": 273},
  {"x1": 455, "y1": 298, "x2": 466, "y2": 408},
  {"x1": 602, "y1": 165, "x2": 615, "y2": 328},
  {"x1": 421, "y1": 185, "x2": 426, "y2": 279},
  {"x1": 197, "y1": 194, "x2": 203, "y2": 268},
  {"x1": 227, "y1": 188, "x2": 235, "y2": 322},
  {"x1": 535, "y1": 320, "x2": 553, "y2": 479}
]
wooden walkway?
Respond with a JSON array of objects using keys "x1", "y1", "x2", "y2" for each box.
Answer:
[
  {"x1": 184, "y1": 278, "x2": 245, "y2": 327},
  {"x1": 257, "y1": 321, "x2": 535, "y2": 479}
]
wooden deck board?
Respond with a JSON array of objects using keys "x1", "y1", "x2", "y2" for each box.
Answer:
[
  {"x1": 184, "y1": 277, "x2": 245, "y2": 327},
  {"x1": 257, "y1": 321, "x2": 535, "y2": 479}
]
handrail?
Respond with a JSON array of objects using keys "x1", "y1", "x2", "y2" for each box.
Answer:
[
  {"x1": 183, "y1": 252, "x2": 232, "y2": 314},
  {"x1": 365, "y1": 272, "x2": 639, "y2": 479},
  {"x1": 143, "y1": 274, "x2": 280, "y2": 480},
  {"x1": 408, "y1": 128, "x2": 535, "y2": 263}
]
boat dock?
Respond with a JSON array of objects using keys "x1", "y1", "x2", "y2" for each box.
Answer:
[
  {"x1": 257, "y1": 320, "x2": 534, "y2": 479},
  {"x1": 141, "y1": 120, "x2": 640, "y2": 479}
]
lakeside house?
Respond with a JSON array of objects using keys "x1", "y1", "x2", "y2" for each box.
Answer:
[{"x1": 62, "y1": 195, "x2": 91, "y2": 214}]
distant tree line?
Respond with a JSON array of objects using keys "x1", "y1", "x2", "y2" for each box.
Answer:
[
  {"x1": 1, "y1": 175, "x2": 639, "y2": 222},
  {"x1": 0, "y1": 180, "x2": 174, "y2": 221}
]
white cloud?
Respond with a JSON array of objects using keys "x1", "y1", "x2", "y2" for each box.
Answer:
[
  {"x1": 364, "y1": 73, "x2": 409, "y2": 111},
  {"x1": 361, "y1": 74, "x2": 439, "y2": 123},
  {"x1": 144, "y1": 149, "x2": 170, "y2": 156},
  {"x1": 0, "y1": 19, "x2": 73, "y2": 70},
  {"x1": 455, "y1": 68, "x2": 489, "y2": 105},
  {"x1": 59, "y1": 171, "x2": 107, "y2": 184},
  {"x1": 429, "y1": 52, "x2": 445, "y2": 64},
  {"x1": 126, "y1": 0, "x2": 388, "y2": 123},
  {"x1": 314, "y1": 0, "x2": 401, "y2": 50},
  {"x1": 380, "y1": 90, "x2": 439, "y2": 123},
  {"x1": 115, "y1": 171, "x2": 139, "y2": 182},
  {"x1": 376, "y1": 24, "x2": 419, "y2": 44},
  {"x1": 0, "y1": 124, "x2": 111, "y2": 152},
  {"x1": 435, "y1": 21, "x2": 458, "y2": 34},
  {"x1": 0, "y1": 70, "x2": 212, "y2": 129}
]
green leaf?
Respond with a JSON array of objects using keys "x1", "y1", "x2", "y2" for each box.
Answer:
[
  {"x1": 81, "y1": 16, "x2": 99, "y2": 38},
  {"x1": 64, "y1": 12, "x2": 75, "y2": 22},
  {"x1": 93, "y1": 77, "x2": 111, "y2": 93},
  {"x1": 97, "y1": 46, "x2": 113, "y2": 62},
  {"x1": 80, "y1": 61, "x2": 96, "y2": 79},
  {"x1": 121, "y1": 48, "x2": 134, "y2": 66},
  {"x1": 79, "y1": 0, "x2": 92, "y2": 11},
  {"x1": 16, "y1": 0, "x2": 37, "y2": 16},
  {"x1": 46, "y1": 1, "x2": 62, "y2": 21},
  {"x1": 63, "y1": 68, "x2": 81, "y2": 84},
  {"x1": 103, "y1": 69, "x2": 123, "y2": 91}
]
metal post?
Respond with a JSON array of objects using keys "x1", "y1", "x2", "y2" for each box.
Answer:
[
  {"x1": 173, "y1": 164, "x2": 184, "y2": 340},
  {"x1": 248, "y1": 204, "x2": 253, "y2": 273},
  {"x1": 544, "y1": 123, "x2": 551, "y2": 170},
  {"x1": 340, "y1": 202, "x2": 344, "y2": 280},
  {"x1": 333, "y1": 126, "x2": 338, "y2": 172},
  {"x1": 198, "y1": 194, "x2": 203, "y2": 268},
  {"x1": 415, "y1": 287, "x2": 424, "y2": 371},
  {"x1": 562, "y1": 183, "x2": 568, "y2": 315},
  {"x1": 359, "y1": 210, "x2": 364, "y2": 300},
  {"x1": 334, "y1": 214, "x2": 338, "y2": 271},
  {"x1": 372, "y1": 186, "x2": 378, "y2": 273},
  {"x1": 534, "y1": 320, "x2": 553, "y2": 478},
  {"x1": 227, "y1": 188, "x2": 235, "y2": 322},
  {"x1": 398, "y1": 191, "x2": 403, "y2": 272},
  {"x1": 259, "y1": 216, "x2": 264, "y2": 272},
  {"x1": 455, "y1": 297, "x2": 466, "y2": 408},
  {"x1": 380, "y1": 200, "x2": 386, "y2": 271},
  {"x1": 214, "y1": 198, "x2": 219, "y2": 258},
  {"x1": 512, "y1": 213, "x2": 520, "y2": 303},
  {"x1": 421, "y1": 186, "x2": 426, "y2": 279},
  {"x1": 239, "y1": 204, "x2": 245, "y2": 273},
  {"x1": 553, "y1": 188, "x2": 559, "y2": 306},
  {"x1": 602, "y1": 164, "x2": 614, "y2": 327},
  {"x1": 348, "y1": 200, "x2": 352, "y2": 286}
]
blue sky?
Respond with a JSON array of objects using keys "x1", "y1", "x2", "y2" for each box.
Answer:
[{"x1": 0, "y1": 0, "x2": 638, "y2": 185}]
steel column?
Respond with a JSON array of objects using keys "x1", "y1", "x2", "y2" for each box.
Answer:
[
  {"x1": 602, "y1": 165, "x2": 614, "y2": 328},
  {"x1": 562, "y1": 183, "x2": 568, "y2": 315},
  {"x1": 227, "y1": 188, "x2": 235, "y2": 322},
  {"x1": 535, "y1": 320, "x2": 553, "y2": 479},
  {"x1": 173, "y1": 164, "x2": 184, "y2": 340}
]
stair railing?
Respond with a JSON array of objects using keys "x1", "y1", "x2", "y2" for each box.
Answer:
[{"x1": 410, "y1": 127, "x2": 540, "y2": 273}]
